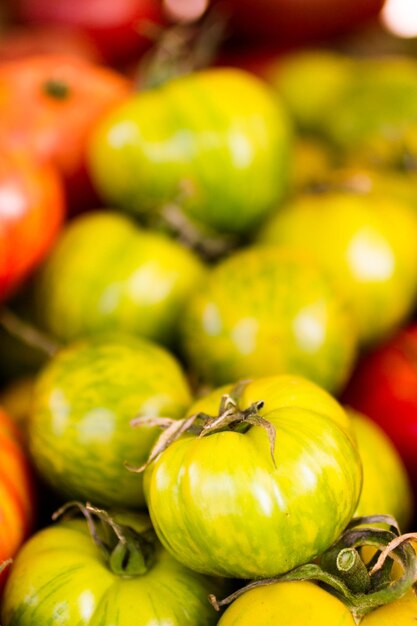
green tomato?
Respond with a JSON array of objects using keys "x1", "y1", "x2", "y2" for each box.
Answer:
[
  {"x1": 259, "y1": 193, "x2": 417, "y2": 344},
  {"x1": 144, "y1": 375, "x2": 362, "y2": 579},
  {"x1": 33, "y1": 211, "x2": 205, "y2": 346},
  {"x1": 1, "y1": 514, "x2": 223, "y2": 626},
  {"x1": 350, "y1": 409, "x2": 414, "y2": 531},
  {"x1": 28, "y1": 334, "x2": 192, "y2": 508},
  {"x1": 181, "y1": 246, "x2": 358, "y2": 393},
  {"x1": 88, "y1": 68, "x2": 291, "y2": 236}
]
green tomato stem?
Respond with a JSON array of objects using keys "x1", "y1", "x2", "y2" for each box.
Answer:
[
  {"x1": 209, "y1": 516, "x2": 417, "y2": 623},
  {"x1": 52, "y1": 502, "x2": 154, "y2": 577}
]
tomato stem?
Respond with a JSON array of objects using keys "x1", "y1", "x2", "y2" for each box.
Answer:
[
  {"x1": 209, "y1": 515, "x2": 417, "y2": 622},
  {"x1": 52, "y1": 501, "x2": 155, "y2": 577},
  {"x1": 43, "y1": 79, "x2": 70, "y2": 100}
]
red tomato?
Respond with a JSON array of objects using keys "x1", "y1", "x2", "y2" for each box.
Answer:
[
  {"x1": 0, "y1": 25, "x2": 102, "y2": 63},
  {"x1": 0, "y1": 408, "x2": 35, "y2": 587},
  {"x1": 13, "y1": 0, "x2": 163, "y2": 65},
  {"x1": 342, "y1": 324, "x2": 417, "y2": 500},
  {"x1": 0, "y1": 55, "x2": 132, "y2": 209},
  {"x1": 0, "y1": 149, "x2": 65, "y2": 300},
  {"x1": 220, "y1": 0, "x2": 385, "y2": 45}
]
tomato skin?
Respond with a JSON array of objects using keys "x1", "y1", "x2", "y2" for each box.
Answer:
[
  {"x1": 0, "y1": 149, "x2": 65, "y2": 301},
  {"x1": 14, "y1": 0, "x2": 163, "y2": 64},
  {"x1": 342, "y1": 324, "x2": 417, "y2": 502},
  {"x1": 350, "y1": 410, "x2": 414, "y2": 531},
  {"x1": 217, "y1": 581, "x2": 356, "y2": 626},
  {"x1": 28, "y1": 334, "x2": 192, "y2": 508},
  {"x1": 181, "y1": 246, "x2": 358, "y2": 394},
  {"x1": 33, "y1": 211, "x2": 206, "y2": 346},
  {"x1": 0, "y1": 55, "x2": 131, "y2": 208},
  {"x1": 259, "y1": 193, "x2": 417, "y2": 345},
  {"x1": 144, "y1": 375, "x2": 362, "y2": 579},
  {"x1": 88, "y1": 68, "x2": 291, "y2": 236},
  {"x1": 0, "y1": 408, "x2": 35, "y2": 584},
  {"x1": 1, "y1": 518, "x2": 223, "y2": 626},
  {"x1": 217, "y1": 580, "x2": 417, "y2": 626}
]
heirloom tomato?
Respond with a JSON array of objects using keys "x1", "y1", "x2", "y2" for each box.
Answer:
[
  {"x1": 342, "y1": 324, "x2": 417, "y2": 501},
  {"x1": 350, "y1": 410, "x2": 413, "y2": 531},
  {"x1": 0, "y1": 148, "x2": 65, "y2": 301},
  {"x1": 216, "y1": 580, "x2": 417, "y2": 626},
  {"x1": 181, "y1": 246, "x2": 358, "y2": 393},
  {"x1": 259, "y1": 192, "x2": 417, "y2": 344},
  {"x1": 0, "y1": 408, "x2": 35, "y2": 584},
  {"x1": 0, "y1": 55, "x2": 131, "y2": 208},
  {"x1": 1, "y1": 509, "x2": 224, "y2": 626},
  {"x1": 28, "y1": 334, "x2": 192, "y2": 508},
  {"x1": 33, "y1": 211, "x2": 205, "y2": 346},
  {"x1": 143, "y1": 374, "x2": 362, "y2": 579},
  {"x1": 88, "y1": 68, "x2": 291, "y2": 237}
]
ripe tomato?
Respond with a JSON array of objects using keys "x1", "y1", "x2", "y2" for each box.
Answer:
[
  {"x1": 216, "y1": 580, "x2": 417, "y2": 626},
  {"x1": 88, "y1": 67, "x2": 291, "y2": 236},
  {"x1": 14, "y1": 0, "x2": 163, "y2": 65},
  {"x1": 1, "y1": 511, "x2": 224, "y2": 625},
  {"x1": 0, "y1": 408, "x2": 35, "y2": 585},
  {"x1": 33, "y1": 211, "x2": 206, "y2": 346},
  {"x1": 0, "y1": 149, "x2": 65, "y2": 301},
  {"x1": 28, "y1": 334, "x2": 192, "y2": 508},
  {"x1": 143, "y1": 375, "x2": 362, "y2": 579},
  {"x1": 350, "y1": 410, "x2": 413, "y2": 531},
  {"x1": 0, "y1": 54, "x2": 131, "y2": 208},
  {"x1": 181, "y1": 246, "x2": 358, "y2": 393},
  {"x1": 342, "y1": 324, "x2": 417, "y2": 501},
  {"x1": 259, "y1": 192, "x2": 417, "y2": 344}
]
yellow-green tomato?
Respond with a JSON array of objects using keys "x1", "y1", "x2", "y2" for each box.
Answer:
[
  {"x1": 33, "y1": 211, "x2": 205, "y2": 346},
  {"x1": 181, "y1": 246, "x2": 358, "y2": 393},
  {"x1": 28, "y1": 334, "x2": 192, "y2": 508},
  {"x1": 88, "y1": 68, "x2": 291, "y2": 236},
  {"x1": 1, "y1": 517, "x2": 223, "y2": 626},
  {"x1": 350, "y1": 410, "x2": 414, "y2": 530},
  {"x1": 259, "y1": 193, "x2": 417, "y2": 344},
  {"x1": 144, "y1": 375, "x2": 362, "y2": 579},
  {"x1": 217, "y1": 581, "x2": 356, "y2": 626}
]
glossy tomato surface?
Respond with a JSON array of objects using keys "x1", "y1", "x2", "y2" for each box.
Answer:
[
  {"x1": 181, "y1": 246, "x2": 358, "y2": 393},
  {"x1": 28, "y1": 334, "x2": 192, "y2": 508},
  {"x1": 259, "y1": 193, "x2": 417, "y2": 345},
  {"x1": 88, "y1": 68, "x2": 291, "y2": 236},
  {"x1": 33, "y1": 211, "x2": 206, "y2": 346},
  {"x1": 1, "y1": 517, "x2": 223, "y2": 626},
  {"x1": 0, "y1": 55, "x2": 131, "y2": 207},
  {"x1": 350, "y1": 410, "x2": 413, "y2": 531},
  {"x1": 342, "y1": 324, "x2": 417, "y2": 500},
  {"x1": 0, "y1": 408, "x2": 35, "y2": 583},
  {"x1": 144, "y1": 375, "x2": 362, "y2": 578},
  {"x1": 0, "y1": 149, "x2": 65, "y2": 301}
]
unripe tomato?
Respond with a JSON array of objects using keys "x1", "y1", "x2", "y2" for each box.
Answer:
[
  {"x1": 259, "y1": 193, "x2": 417, "y2": 344},
  {"x1": 181, "y1": 246, "x2": 358, "y2": 393},
  {"x1": 33, "y1": 211, "x2": 205, "y2": 346},
  {"x1": 28, "y1": 334, "x2": 192, "y2": 508},
  {"x1": 144, "y1": 375, "x2": 362, "y2": 579},
  {"x1": 88, "y1": 68, "x2": 291, "y2": 236}
]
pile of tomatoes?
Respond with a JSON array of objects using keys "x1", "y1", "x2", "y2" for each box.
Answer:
[{"x1": 3, "y1": 1, "x2": 417, "y2": 624}]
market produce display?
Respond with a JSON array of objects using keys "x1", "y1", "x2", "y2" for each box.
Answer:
[{"x1": 2, "y1": 0, "x2": 417, "y2": 624}]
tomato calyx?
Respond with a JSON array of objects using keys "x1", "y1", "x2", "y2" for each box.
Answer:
[
  {"x1": 43, "y1": 78, "x2": 71, "y2": 100},
  {"x1": 0, "y1": 306, "x2": 60, "y2": 357},
  {"x1": 209, "y1": 515, "x2": 417, "y2": 623},
  {"x1": 0, "y1": 559, "x2": 12, "y2": 574},
  {"x1": 128, "y1": 388, "x2": 277, "y2": 472},
  {"x1": 52, "y1": 501, "x2": 155, "y2": 577}
]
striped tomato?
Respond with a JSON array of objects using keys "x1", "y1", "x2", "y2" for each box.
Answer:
[
  {"x1": 88, "y1": 68, "x2": 291, "y2": 237},
  {"x1": 0, "y1": 408, "x2": 35, "y2": 584}
]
